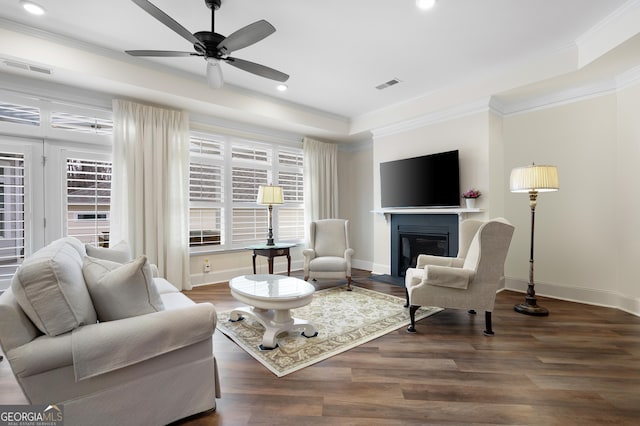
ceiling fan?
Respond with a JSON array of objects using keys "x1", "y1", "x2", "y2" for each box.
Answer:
[{"x1": 125, "y1": 0, "x2": 289, "y2": 89}]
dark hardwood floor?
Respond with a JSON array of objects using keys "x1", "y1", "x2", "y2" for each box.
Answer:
[{"x1": 2, "y1": 269, "x2": 639, "y2": 425}]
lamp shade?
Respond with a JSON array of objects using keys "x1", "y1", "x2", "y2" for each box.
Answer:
[
  {"x1": 257, "y1": 185, "x2": 284, "y2": 205},
  {"x1": 510, "y1": 164, "x2": 559, "y2": 193}
]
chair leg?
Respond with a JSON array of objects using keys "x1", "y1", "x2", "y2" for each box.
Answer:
[
  {"x1": 407, "y1": 305, "x2": 420, "y2": 333},
  {"x1": 304, "y1": 275, "x2": 309, "y2": 281},
  {"x1": 483, "y1": 311, "x2": 494, "y2": 336},
  {"x1": 346, "y1": 276, "x2": 352, "y2": 291},
  {"x1": 404, "y1": 288, "x2": 410, "y2": 308}
]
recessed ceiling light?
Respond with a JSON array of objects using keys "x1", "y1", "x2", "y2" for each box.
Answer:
[
  {"x1": 416, "y1": 0, "x2": 436, "y2": 10},
  {"x1": 20, "y1": 1, "x2": 46, "y2": 15},
  {"x1": 276, "y1": 84, "x2": 288, "y2": 92}
]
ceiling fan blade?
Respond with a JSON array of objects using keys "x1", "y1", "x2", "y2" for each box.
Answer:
[
  {"x1": 207, "y1": 58, "x2": 224, "y2": 89},
  {"x1": 131, "y1": 0, "x2": 205, "y2": 51},
  {"x1": 126, "y1": 50, "x2": 201, "y2": 57},
  {"x1": 217, "y1": 20, "x2": 276, "y2": 54},
  {"x1": 225, "y1": 57, "x2": 289, "y2": 82}
]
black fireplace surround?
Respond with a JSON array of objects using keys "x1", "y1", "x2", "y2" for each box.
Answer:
[{"x1": 390, "y1": 214, "x2": 459, "y2": 278}]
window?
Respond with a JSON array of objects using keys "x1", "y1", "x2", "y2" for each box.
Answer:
[
  {"x1": 0, "y1": 152, "x2": 25, "y2": 282},
  {"x1": 230, "y1": 143, "x2": 270, "y2": 246},
  {"x1": 66, "y1": 158, "x2": 112, "y2": 247},
  {"x1": 189, "y1": 136, "x2": 224, "y2": 247},
  {"x1": 0, "y1": 102, "x2": 40, "y2": 127},
  {"x1": 189, "y1": 133, "x2": 304, "y2": 251},
  {"x1": 51, "y1": 112, "x2": 113, "y2": 135},
  {"x1": 0, "y1": 94, "x2": 112, "y2": 289},
  {"x1": 277, "y1": 150, "x2": 304, "y2": 240}
]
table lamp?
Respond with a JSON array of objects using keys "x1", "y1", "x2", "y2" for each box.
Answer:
[{"x1": 257, "y1": 184, "x2": 284, "y2": 246}]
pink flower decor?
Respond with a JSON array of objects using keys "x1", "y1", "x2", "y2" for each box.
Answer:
[{"x1": 462, "y1": 189, "x2": 481, "y2": 199}]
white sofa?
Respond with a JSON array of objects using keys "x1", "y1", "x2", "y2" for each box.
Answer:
[{"x1": 0, "y1": 237, "x2": 220, "y2": 426}]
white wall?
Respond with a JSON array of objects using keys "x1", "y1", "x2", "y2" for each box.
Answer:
[
  {"x1": 615, "y1": 82, "x2": 640, "y2": 306},
  {"x1": 338, "y1": 143, "x2": 374, "y2": 271},
  {"x1": 371, "y1": 111, "x2": 492, "y2": 275},
  {"x1": 502, "y1": 91, "x2": 640, "y2": 314},
  {"x1": 190, "y1": 247, "x2": 305, "y2": 286},
  {"x1": 344, "y1": 86, "x2": 639, "y2": 316}
]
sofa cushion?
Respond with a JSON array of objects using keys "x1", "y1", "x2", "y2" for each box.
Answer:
[
  {"x1": 85, "y1": 240, "x2": 131, "y2": 264},
  {"x1": 11, "y1": 237, "x2": 97, "y2": 336},
  {"x1": 83, "y1": 255, "x2": 164, "y2": 321}
]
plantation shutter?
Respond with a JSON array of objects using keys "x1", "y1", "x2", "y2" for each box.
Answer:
[
  {"x1": 66, "y1": 158, "x2": 112, "y2": 246},
  {"x1": 189, "y1": 136, "x2": 224, "y2": 246},
  {"x1": 277, "y1": 150, "x2": 304, "y2": 241},
  {"x1": 0, "y1": 152, "x2": 25, "y2": 281},
  {"x1": 231, "y1": 143, "x2": 270, "y2": 245}
]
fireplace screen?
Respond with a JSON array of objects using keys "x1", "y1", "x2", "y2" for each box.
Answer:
[
  {"x1": 389, "y1": 214, "x2": 458, "y2": 280},
  {"x1": 399, "y1": 233, "x2": 449, "y2": 277}
]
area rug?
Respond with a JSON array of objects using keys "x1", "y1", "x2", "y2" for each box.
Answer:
[{"x1": 216, "y1": 285, "x2": 442, "y2": 377}]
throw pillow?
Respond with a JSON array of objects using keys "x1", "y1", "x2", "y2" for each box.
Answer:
[
  {"x1": 11, "y1": 237, "x2": 97, "y2": 336},
  {"x1": 85, "y1": 240, "x2": 131, "y2": 264},
  {"x1": 82, "y1": 255, "x2": 164, "y2": 322}
]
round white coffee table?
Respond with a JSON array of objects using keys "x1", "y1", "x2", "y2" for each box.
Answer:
[{"x1": 228, "y1": 274, "x2": 317, "y2": 350}]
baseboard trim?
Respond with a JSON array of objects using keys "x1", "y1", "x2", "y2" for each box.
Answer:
[
  {"x1": 352, "y1": 259, "x2": 373, "y2": 272},
  {"x1": 505, "y1": 278, "x2": 640, "y2": 317},
  {"x1": 371, "y1": 263, "x2": 391, "y2": 276},
  {"x1": 190, "y1": 260, "x2": 305, "y2": 287}
]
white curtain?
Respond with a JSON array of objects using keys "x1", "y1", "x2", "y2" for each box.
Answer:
[
  {"x1": 303, "y1": 137, "x2": 339, "y2": 226},
  {"x1": 111, "y1": 99, "x2": 191, "y2": 290}
]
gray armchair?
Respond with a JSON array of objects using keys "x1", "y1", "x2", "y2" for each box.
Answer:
[
  {"x1": 303, "y1": 219, "x2": 354, "y2": 290},
  {"x1": 405, "y1": 218, "x2": 515, "y2": 335}
]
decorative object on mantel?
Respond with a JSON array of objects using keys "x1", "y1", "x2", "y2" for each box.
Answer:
[
  {"x1": 462, "y1": 188, "x2": 481, "y2": 208},
  {"x1": 257, "y1": 184, "x2": 284, "y2": 246},
  {"x1": 510, "y1": 163, "x2": 559, "y2": 316}
]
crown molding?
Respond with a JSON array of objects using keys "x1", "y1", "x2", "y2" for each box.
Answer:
[
  {"x1": 495, "y1": 79, "x2": 618, "y2": 116},
  {"x1": 616, "y1": 64, "x2": 640, "y2": 90},
  {"x1": 370, "y1": 98, "x2": 492, "y2": 139},
  {"x1": 495, "y1": 65, "x2": 640, "y2": 117},
  {"x1": 576, "y1": 0, "x2": 640, "y2": 47},
  {"x1": 370, "y1": 64, "x2": 640, "y2": 134}
]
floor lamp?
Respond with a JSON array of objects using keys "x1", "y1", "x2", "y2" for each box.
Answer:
[
  {"x1": 510, "y1": 163, "x2": 559, "y2": 316},
  {"x1": 257, "y1": 184, "x2": 284, "y2": 246}
]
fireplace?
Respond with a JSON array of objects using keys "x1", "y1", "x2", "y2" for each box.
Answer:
[{"x1": 390, "y1": 214, "x2": 459, "y2": 279}]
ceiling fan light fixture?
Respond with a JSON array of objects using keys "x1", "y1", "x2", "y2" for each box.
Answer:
[
  {"x1": 276, "y1": 84, "x2": 288, "y2": 92},
  {"x1": 206, "y1": 58, "x2": 224, "y2": 89},
  {"x1": 416, "y1": 0, "x2": 436, "y2": 10},
  {"x1": 20, "y1": 0, "x2": 45, "y2": 15}
]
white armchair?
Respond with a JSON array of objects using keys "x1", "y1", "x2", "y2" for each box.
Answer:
[
  {"x1": 303, "y1": 219, "x2": 354, "y2": 290},
  {"x1": 405, "y1": 218, "x2": 515, "y2": 336}
]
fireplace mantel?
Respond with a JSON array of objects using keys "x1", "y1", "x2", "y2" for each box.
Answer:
[{"x1": 372, "y1": 207, "x2": 484, "y2": 223}]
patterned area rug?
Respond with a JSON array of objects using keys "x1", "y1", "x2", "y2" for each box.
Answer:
[{"x1": 216, "y1": 285, "x2": 442, "y2": 377}]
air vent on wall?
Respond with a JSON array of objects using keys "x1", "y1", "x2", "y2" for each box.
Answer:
[
  {"x1": 375, "y1": 78, "x2": 402, "y2": 90},
  {"x1": 3, "y1": 59, "x2": 52, "y2": 75}
]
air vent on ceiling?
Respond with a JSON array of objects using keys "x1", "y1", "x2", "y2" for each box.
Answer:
[
  {"x1": 3, "y1": 59, "x2": 52, "y2": 75},
  {"x1": 375, "y1": 78, "x2": 402, "y2": 90}
]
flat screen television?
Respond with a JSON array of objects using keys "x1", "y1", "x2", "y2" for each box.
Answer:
[{"x1": 380, "y1": 150, "x2": 460, "y2": 208}]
